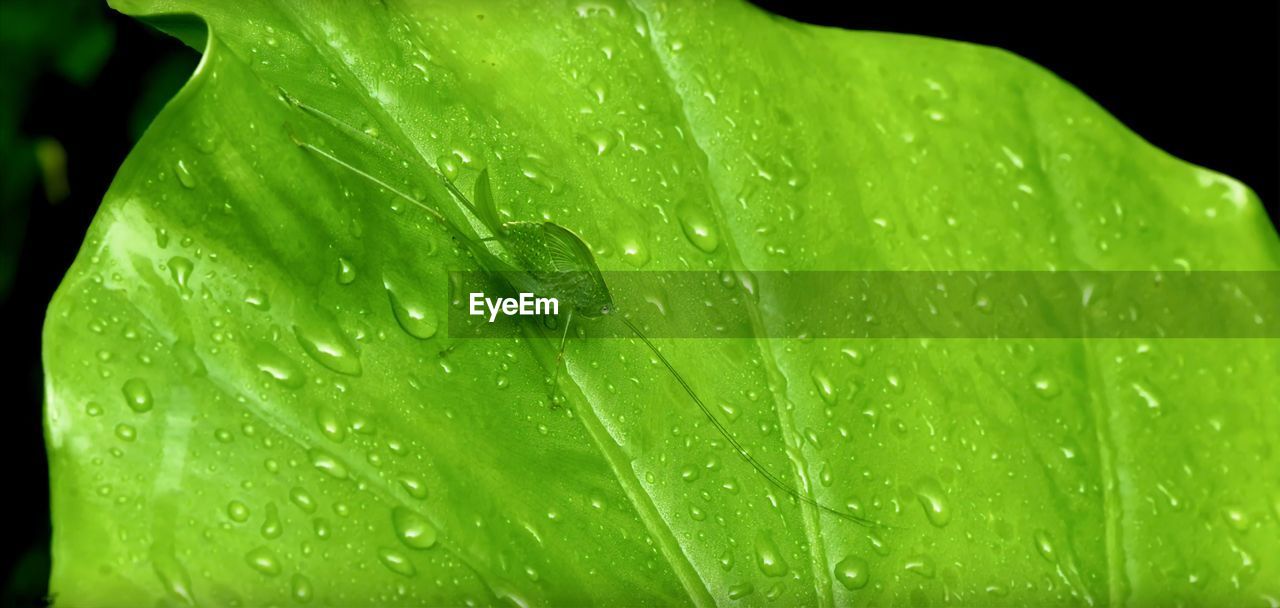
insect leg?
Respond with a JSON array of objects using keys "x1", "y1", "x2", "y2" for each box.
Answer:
[
  {"x1": 618, "y1": 316, "x2": 879, "y2": 527},
  {"x1": 547, "y1": 309, "x2": 575, "y2": 408}
]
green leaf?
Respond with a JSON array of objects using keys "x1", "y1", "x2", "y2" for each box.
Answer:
[{"x1": 45, "y1": 1, "x2": 1279, "y2": 605}]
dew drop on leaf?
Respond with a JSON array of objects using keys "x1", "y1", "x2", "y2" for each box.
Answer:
[
  {"x1": 316, "y1": 406, "x2": 346, "y2": 443},
  {"x1": 174, "y1": 160, "x2": 197, "y2": 189},
  {"x1": 227, "y1": 500, "x2": 250, "y2": 523},
  {"x1": 677, "y1": 200, "x2": 720, "y2": 253},
  {"x1": 245, "y1": 547, "x2": 282, "y2": 576},
  {"x1": 122, "y1": 378, "x2": 154, "y2": 413},
  {"x1": 915, "y1": 477, "x2": 952, "y2": 528},
  {"x1": 293, "y1": 324, "x2": 362, "y2": 376},
  {"x1": 261, "y1": 502, "x2": 283, "y2": 539},
  {"x1": 386, "y1": 282, "x2": 438, "y2": 339},
  {"x1": 168, "y1": 256, "x2": 193, "y2": 294},
  {"x1": 752, "y1": 532, "x2": 789, "y2": 577},
  {"x1": 398, "y1": 476, "x2": 428, "y2": 499},
  {"x1": 307, "y1": 447, "x2": 349, "y2": 479},
  {"x1": 291, "y1": 573, "x2": 313, "y2": 604},
  {"x1": 391, "y1": 507, "x2": 438, "y2": 550},
  {"x1": 289, "y1": 487, "x2": 317, "y2": 514},
  {"x1": 377, "y1": 547, "x2": 417, "y2": 577},
  {"x1": 834, "y1": 555, "x2": 869, "y2": 590},
  {"x1": 336, "y1": 257, "x2": 357, "y2": 285},
  {"x1": 114, "y1": 423, "x2": 136, "y2": 442}
]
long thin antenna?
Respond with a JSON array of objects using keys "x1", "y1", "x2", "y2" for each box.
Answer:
[
  {"x1": 620, "y1": 316, "x2": 879, "y2": 527},
  {"x1": 279, "y1": 88, "x2": 483, "y2": 222}
]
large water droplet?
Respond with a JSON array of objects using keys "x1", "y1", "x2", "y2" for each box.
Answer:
[
  {"x1": 174, "y1": 160, "x2": 197, "y2": 189},
  {"x1": 810, "y1": 366, "x2": 837, "y2": 405},
  {"x1": 834, "y1": 555, "x2": 869, "y2": 590},
  {"x1": 753, "y1": 533, "x2": 789, "y2": 577},
  {"x1": 377, "y1": 547, "x2": 417, "y2": 577},
  {"x1": 307, "y1": 448, "x2": 349, "y2": 479},
  {"x1": 677, "y1": 201, "x2": 719, "y2": 253},
  {"x1": 168, "y1": 256, "x2": 194, "y2": 294},
  {"x1": 391, "y1": 507, "x2": 438, "y2": 550},
  {"x1": 228, "y1": 500, "x2": 250, "y2": 523},
  {"x1": 291, "y1": 573, "x2": 313, "y2": 604},
  {"x1": 294, "y1": 324, "x2": 362, "y2": 376},
  {"x1": 261, "y1": 502, "x2": 283, "y2": 539},
  {"x1": 1033, "y1": 529, "x2": 1056, "y2": 563},
  {"x1": 245, "y1": 547, "x2": 281, "y2": 576},
  {"x1": 289, "y1": 487, "x2": 317, "y2": 513},
  {"x1": 316, "y1": 407, "x2": 346, "y2": 443},
  {"x1": 336, "y1": 257, "x2": 357, "y2": 285},
  {"x1": 122, "y1": 378, "x2": 154, "y2": 413},
  {"x1": 386, "y1": 282, "x2": 438, "y2": 339},
  {"x1": 616, "y1": 233, "x2": 650, "y2": 268},
  {"x1": 398, "y1": 476, "x2": 428, "y2": 499},
  {"x1": 253, "y1": 344, "x2": 305, "y2": 389},
  {"x1": 915, "y1": 478, "x2": 951, "y2": 527}
]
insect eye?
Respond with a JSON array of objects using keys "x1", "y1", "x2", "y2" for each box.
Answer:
[{"x1": 600, "y1": 305, "x2": 611, "y2": 315}]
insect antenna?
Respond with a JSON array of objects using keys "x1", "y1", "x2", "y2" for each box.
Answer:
[
  {"x1": 279, "y1": 88, "x2": 486, "y2": 225},
  {"x1": 619, "y1": 315, "x2": 880, "y2": 527},
  {"x1": 286, "y1": 129, "x2": 482, "y2": 250}
]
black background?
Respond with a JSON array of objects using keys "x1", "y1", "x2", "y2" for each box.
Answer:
[{"x1": 2, "y1": 3, "x2": 1277, "y2": 604}]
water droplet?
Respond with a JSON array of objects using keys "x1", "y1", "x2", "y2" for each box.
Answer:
[
  {"x1": 677, "y1": 201, "x2": 719, "y2": 253},
  {"x1": 1222, "y1": 506, "x2": 1250, "y2": 531},
  {"x1": 810, "y1": 366, "x2": 837, "y2": 405},
  {"x1": 174, "y1": 160, "x2": 197, "y2": 189},
  {"x1": 316, "y1": 406, "x2": 346, "y2": 443},
  {"x1": 517, "y1": 155, "x2": 561, "y2": 193},
  {"x1": 1033, "y1": 529, "x2": 1056, "y2": 563},
  {"x1": 168, "y1": 256, "x2": 193, "y2": 294},
  {"x1": 293, "y1": 324, "x2": 362, "y2": 376},
  {"x1": 904, "y1": 555, "x2": 935, "y2": 578},
  {"x1": 261, "y1": 502, "x2": 283, "y2": 539},
  {"x1": 114, "y1": 423, "x2": 137, "y2": 442},
  {"x1": 122, "y1": 378, "x2": 154, "y2": 413},
  {"x1": 244, "y1": 288, "x2": 270, "y2": 310},
  {"x1": 307, "y1": 448, "x2": 349, "y2": 479},
  {"x1": 584, "y1": 129, "x2": 616, "y2": 155},
  {"x1": 150, "y1": 545, "x2": 195, "y2": 605},
  {"x1": 336, "y1": 257, "x2": 357, "y2": 285},
  {"x1": 391, "y1": 507, "x2": 438, "y2": 550},
  {"x1": 289, "y1": 487, "x2": 317, "y2": 514},
  {"x1": 727, "y1": 583, "x2": 754, "y2": 599},
  {"x1": 834, "y1": 555, "x2": 869, "y2": 590},
  {"x1": 915, "y1": 478, "x2": 951, "y2": 527},
  {"x1": 398, "y1": 476, "x2": 428, "y2": 499},
  {"x1": 753, "y1": 533, "x2": 789, "y2": 577},
  {"x1": 253, "y1": 344, "x2": 305, "y2": 389},
  {"x1": 386, "y1": 282, "x2": 438, "y2": 339},
  {"x1": 377, "y1": 547, "x2": 417, "y2": 577},
  {"x1": 616, "y1": 234, "x2": 650, "y2": 268},
  {"x1": 245, "y1": 547, "x2": 281, "y2": 576},
  {"x1": 291, "y1": 573, "x2": 313, "y2": 603},
  {"x1": 228, "y1": 500, "x2": 251, "y2": 523}
]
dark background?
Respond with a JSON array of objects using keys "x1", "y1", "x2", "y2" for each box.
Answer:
[{"x1": 1, "y1": 2, "x2": 1276, "y2": 604}]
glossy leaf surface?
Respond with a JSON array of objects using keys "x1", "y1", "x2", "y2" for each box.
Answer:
[{"x1": 45, "y1": 1, "x2": 1279, "y2": 605}]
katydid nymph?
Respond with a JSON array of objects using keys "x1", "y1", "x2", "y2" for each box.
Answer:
[{"x1": 284, "y1": 94, "x2": 877, "y2": 527}]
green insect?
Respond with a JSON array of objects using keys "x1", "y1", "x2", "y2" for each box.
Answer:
[{"x1": 284, "y1": 93, "x2": 877, "y2": 527}]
